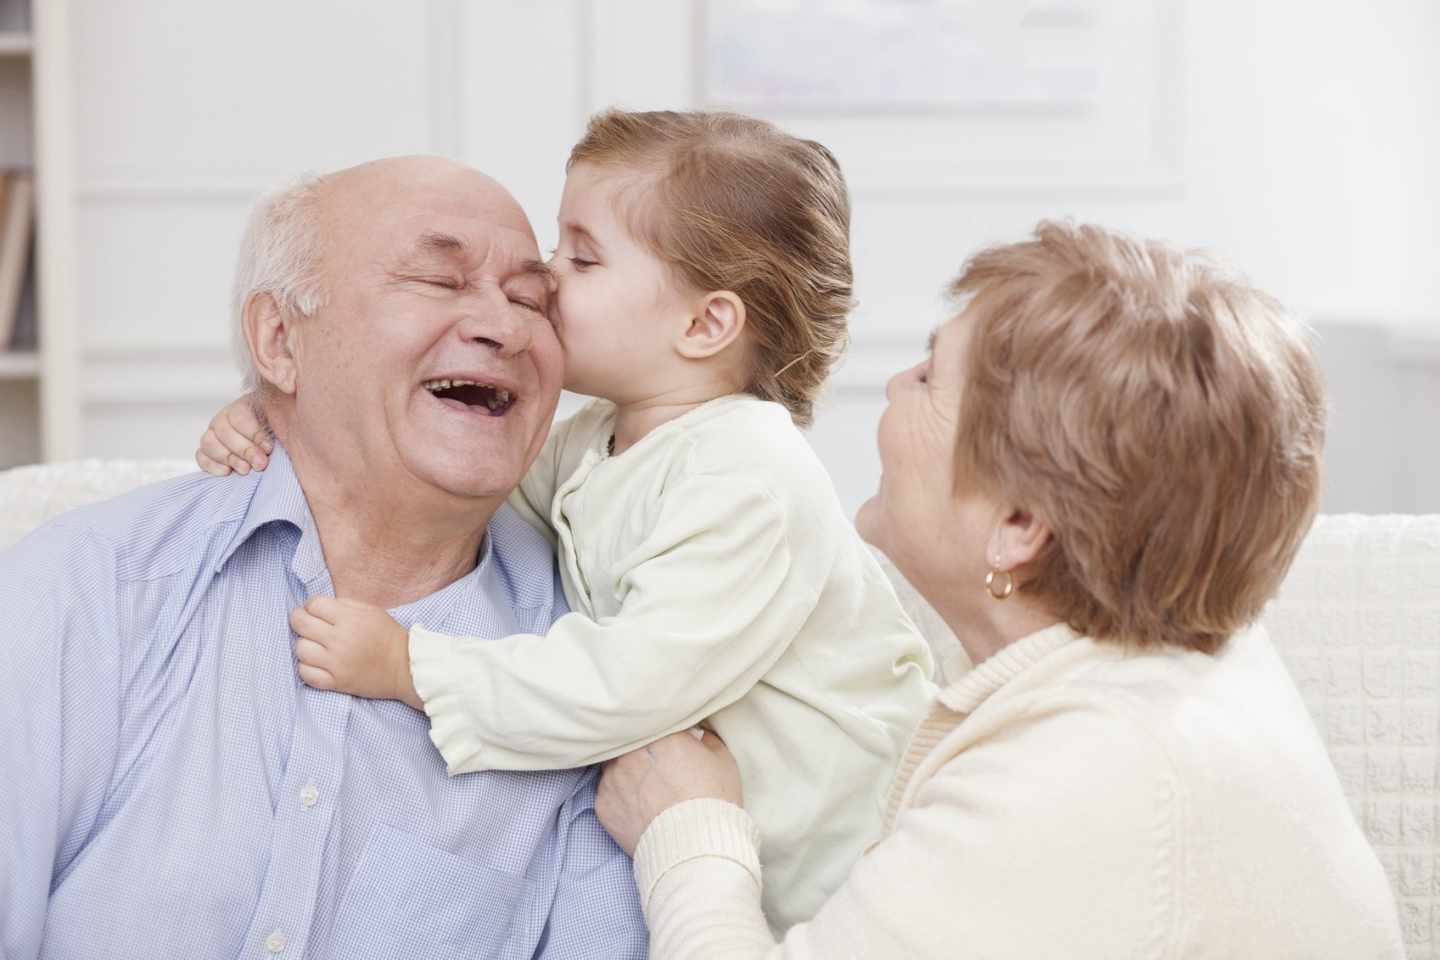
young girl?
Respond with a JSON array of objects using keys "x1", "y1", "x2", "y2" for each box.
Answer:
[{"x1": 198, "y1": 109, "x2": 934, "y2": 932}]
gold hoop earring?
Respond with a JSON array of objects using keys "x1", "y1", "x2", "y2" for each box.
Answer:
[{"x1": 986, "y1": 569, "x2": 1014, "y2": 600}]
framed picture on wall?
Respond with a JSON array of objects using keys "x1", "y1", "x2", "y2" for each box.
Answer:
[{"x1": 699, "y1": 0, "x2": 1102, "y2": 113}]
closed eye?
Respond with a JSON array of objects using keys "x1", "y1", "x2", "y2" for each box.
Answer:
[
  {"x1": 569, "y1": 257, "x2": 597, "y2": 270},
  {"x1": 510, "y1": 299, "x2": 545, "y2": 314}
]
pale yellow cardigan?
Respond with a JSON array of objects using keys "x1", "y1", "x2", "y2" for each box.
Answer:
[
  {"x1": 408, "y1": 395, "x2": 935, "y2": 932},
  {"x1": 633, "y1": 624, "x2": 1406, "y2": 958}
]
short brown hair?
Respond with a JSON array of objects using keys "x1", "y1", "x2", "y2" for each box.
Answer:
[
  {"x1": 951, "y1": 221, "x2": 1326, "y2": 653},
  {"x1": 568, "y1": 109, "x2": 853, "y2": 427}
]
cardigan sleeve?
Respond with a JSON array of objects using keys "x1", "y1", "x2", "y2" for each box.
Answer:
[
  {"x1": 633, "y1": 696, "x2": 1185, "y2": 959},
  {"x1": 410, "y1": 472, "x2": 820, "y2": 773}
]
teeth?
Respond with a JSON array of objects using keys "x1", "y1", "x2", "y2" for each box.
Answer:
[{"x1": 423, "y1": 380, "x2": 514, "y2": 410}]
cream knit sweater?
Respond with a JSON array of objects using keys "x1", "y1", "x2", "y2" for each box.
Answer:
[
  {"x1": 633, "y1": 623, "x2": 1406, "y2": 958},
  {"x1": 407, "y1": 395, "x2": 935, "y2": 932}
]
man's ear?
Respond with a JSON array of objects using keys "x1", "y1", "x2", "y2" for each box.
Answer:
[
  {"x1": 676, "y1": 290, "x2": 747, "y2": 361},
  {"x1": 988, "y1": 507, "x2": 1053, "y2": 575},
  {"x1": 243, "y1": 292, "x2": 300, "y2": 395}
]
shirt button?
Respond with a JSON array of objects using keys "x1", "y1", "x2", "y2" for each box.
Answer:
[
  {"x1": 298, "y1": 783, "x2": 319, "y2": 809},
  {"x1": 264, "y1": 929, "x2": 287, "y2": 953}
]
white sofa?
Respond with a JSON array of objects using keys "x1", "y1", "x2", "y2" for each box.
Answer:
[{"x1": 3, "y1": 461, "x2": 1438, "y2": 958}]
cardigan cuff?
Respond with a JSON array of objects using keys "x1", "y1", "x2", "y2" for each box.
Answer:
[
  {"x1": 633, "y1": 798, "x2": 763, "y2": 910},
  {"x1": 409, "y1": 624, "x2": 490, "y2": 774}
]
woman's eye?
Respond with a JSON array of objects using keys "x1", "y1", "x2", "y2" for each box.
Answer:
[
  {"x1": 420, "y1": 277, "x2": 461, "y2": 290},
  {"x1": 510, "y1": 299, "x2": 544, "y2": 314}
]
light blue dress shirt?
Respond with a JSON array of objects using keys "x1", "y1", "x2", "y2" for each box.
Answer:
[{"x1": 0, "y1": 445, "x2": 646, "y2": 959}]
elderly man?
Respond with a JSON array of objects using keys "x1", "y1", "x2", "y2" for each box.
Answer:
[{"x1": 0, "y1": 158, "x2": 647, "y2": 958}]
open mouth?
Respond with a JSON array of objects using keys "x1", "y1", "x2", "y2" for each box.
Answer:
[{"x1": 422, "y1": 378, "x2": 516, "y2": 416}]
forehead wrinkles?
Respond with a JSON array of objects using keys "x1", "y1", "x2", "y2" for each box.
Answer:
[{"x1": 388, "y1": 221, "x2": 539, "y2": 276}]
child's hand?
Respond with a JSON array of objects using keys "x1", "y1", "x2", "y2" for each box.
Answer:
[
  {"x1": 196, "y1": 398, "x2": 272, "y2": 476},
  {"x1": 290, "y1": 597, "x2": 423, "y2": 711}
]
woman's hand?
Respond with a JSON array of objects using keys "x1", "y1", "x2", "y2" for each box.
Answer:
[
  {"x1": 196, "y1": 397, "x2": 272, "y2": 476},
  {"x1": 596, "y1": 728, "x2": 743, "y2": 856}
]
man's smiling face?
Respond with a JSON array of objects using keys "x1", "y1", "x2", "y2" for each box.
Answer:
[{"x1": 290, "y1": 157, "x2": 564, "y2": 502}]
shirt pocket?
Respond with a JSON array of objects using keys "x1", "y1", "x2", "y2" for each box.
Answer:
[{"x1": 328, "y1": 824, "x2": 538, "y2": 960}]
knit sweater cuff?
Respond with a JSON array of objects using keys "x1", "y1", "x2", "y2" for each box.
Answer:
[
  {"x1": 633, "y1": 799, "x2": 763, "y2": 911},
  {"x1": 409, "y1": 624, "x2": 489, "y2": 774}
]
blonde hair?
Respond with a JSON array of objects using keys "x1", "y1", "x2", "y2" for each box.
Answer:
[
  {"x1": 231, "y1": 174, "x2": 329, "y2": 392},
  {"x1": 568, "y1": 109, "x2": 853, "y2": 427},
  {"x1": 951, "y1": 221, "x2": 1326, "y2": 653}
]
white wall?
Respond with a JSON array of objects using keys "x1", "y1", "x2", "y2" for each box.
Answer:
[{"x1": 58, "y1": 0, "x2": 1440, "y2": 513}]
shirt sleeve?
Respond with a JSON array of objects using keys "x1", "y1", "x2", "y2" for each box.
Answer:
[
  {"x1": 411, "y1": 473, "x2": 814, "y2": 773},
  {"x1": 0, "y1": 526, "x2": 124, "y2": 959},
  {"x1": 534, "y1": 772, "x2": 648, "y2": 960},
  {"x1": 633, "y1": 698, "x2": 1185, "y2": 960}
]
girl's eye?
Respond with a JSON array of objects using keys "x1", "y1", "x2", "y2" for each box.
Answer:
[{"x1": 569, "y1": 257, "x2": 597, "y2": 270}]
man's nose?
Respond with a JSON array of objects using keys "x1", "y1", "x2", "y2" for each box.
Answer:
[{"x1": 457, "y1": 291, "x2": 533, "y2": 358}]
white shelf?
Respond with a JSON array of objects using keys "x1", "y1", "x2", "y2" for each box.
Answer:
[
  {"x1": 0, "y1": 33, "x2": 32, "y2": 57},
  {"x1": 0, "y1": 351, "x2": 40, "y2": 379}
]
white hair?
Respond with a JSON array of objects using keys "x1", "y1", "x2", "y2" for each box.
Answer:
[{"x1": 230, "y1": 174, "x2": 329, "y2": 391}]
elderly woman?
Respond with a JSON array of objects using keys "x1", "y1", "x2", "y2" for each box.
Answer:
[{"x1": 596, "y1": 221, "x2": 1405, "y2": 958}]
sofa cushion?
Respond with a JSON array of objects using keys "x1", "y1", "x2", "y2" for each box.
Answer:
[{"x1": 0, "y1": 459, "x2": 196, "y2": 550}]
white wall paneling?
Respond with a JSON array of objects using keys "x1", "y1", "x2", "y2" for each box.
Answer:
[
  {"x1": 49, "y1": 0, "x2": 1438, "y2": 516},
  {"x1": 69, "y1": 0, "x2": 481, "y2": 456},
  {"x1": 73, "y1": 1, "x2": 438, "y2": 187},
  {"x1": 453, "y1": 0, "x2": 588, "y2": 252}
]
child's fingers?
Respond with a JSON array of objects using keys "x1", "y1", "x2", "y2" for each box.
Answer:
[
  {"x1": 198, "y1": 430, "x2": 240, "y2": 473},
  {"x1": 304, "y1": 596, "x2": 341, "y2": 624},
  {"x1": 296, "y1": 663, "x2": 336, "y2": 691},
  {"x1": 195, "y1": 448, "x2": 232, "y2": 477},
  {"x1": 225, "y1": 402, "x2": 272, "y2": 452},
  {"x1": 202, "y1": 429, "x2": 254, "y2": 476},
  {"x1": 289, "y1": 606, "x2": 333, "y2": 642},
  {"x1": 214, "y1": 415, "x2": 267, "y2": 471},
  {"x1": 293, "y1": 637, "x2": 331, "y2": 668}
]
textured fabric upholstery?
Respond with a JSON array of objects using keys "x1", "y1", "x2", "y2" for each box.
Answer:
[
  {"x1": 0, "y1": 459, "x2": 196, "y2": 550},
  {"x1": 2, "y1": 462, "x2": 1436, "y2": 956},
  {"x1": 1263, "y1": 515, "x2": 1440, "y2": 957}
]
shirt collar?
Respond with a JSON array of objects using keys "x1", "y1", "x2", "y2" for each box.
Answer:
[
  {"x1": 213, "y1": 442, "x2": 502, "y2": 621},
  {"x1": 213, "y1": 443, "x2": 325, "y2": 583},
  {"x1": 937, "y1": 621, "x2": 1082, "y2": 715}
]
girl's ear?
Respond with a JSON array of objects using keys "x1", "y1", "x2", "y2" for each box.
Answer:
[
  {"x1": 676, "y1": 290, "x2": 747, "y2": 360},
  {"x1": 243, "y1": 292, "x2": 301, "y2": 395}
]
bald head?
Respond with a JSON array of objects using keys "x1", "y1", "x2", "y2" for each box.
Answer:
[
  {"x1": 231, "y1": 156, "x2": 538, "y2": 394},
  {"x1": 319, "y1": 156, "x2": 534, "y2": 248}
]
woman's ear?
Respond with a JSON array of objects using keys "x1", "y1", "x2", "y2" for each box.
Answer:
[
  {"x1": 989, "y1": 508, "x2": 1053, "y2": 574},
  {"x1": 243, "y1": 292, "x2": 301, "y2": 395},
  {"x1": 676, "y1": 290, "x2": 747, "y2": 361}
]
